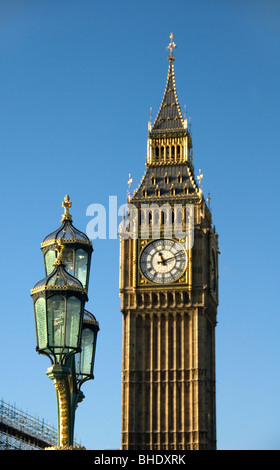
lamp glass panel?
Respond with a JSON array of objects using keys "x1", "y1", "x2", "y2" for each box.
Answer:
[
  {"x1": 74, "y1": 249, "x2": 88, "y2": 287},
  {"x1": 47, "y1": 295, "x2": 65, "y2": 348},
  {"x1": 61, "y1": 248, "x2": 74, "y2": 276},
  {"x1": 35, "y1": 298, "x2": 47, "y2": 349},
  {"x1": 80, "y1": 328, "x2": 94, "y2": 376},
  {"x1": 66, "y1": 296, "x2": 82, "y2": 348},
  {"x1": 45, "y1": 249, "x2": 56, "y2": 275}
]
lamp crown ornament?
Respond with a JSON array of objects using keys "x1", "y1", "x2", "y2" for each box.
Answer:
[
  {"x1": 53, "y1": 238, "x2": 65, "y2": 266},
  {"x1": 61, "y1": 194, "x2": 72, "y2": 222}
]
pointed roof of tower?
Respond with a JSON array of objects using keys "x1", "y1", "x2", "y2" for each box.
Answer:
[{"x1": 151, "y1": 33, "x2": 185, "y2": 133}]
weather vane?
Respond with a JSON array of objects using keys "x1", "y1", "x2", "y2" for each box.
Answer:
[{"x1": 167, "y1": 32, "x2": 176, "y2": 61}]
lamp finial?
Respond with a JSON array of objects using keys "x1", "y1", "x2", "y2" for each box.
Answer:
[{"x1": 61, "y1": 195, "x2": 72, "y2": 222}]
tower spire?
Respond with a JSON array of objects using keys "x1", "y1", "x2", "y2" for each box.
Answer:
[{"x1": 150, "y1": 33, "x2": 184, "y2": 132}]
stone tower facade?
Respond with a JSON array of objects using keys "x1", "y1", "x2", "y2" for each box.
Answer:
[{"x1": 119, "y1": 35, "x2": 219, "y2": 451}]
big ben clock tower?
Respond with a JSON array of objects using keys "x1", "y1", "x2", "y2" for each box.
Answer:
[{"x1": 119, "y1": 34, "x2": 219, "y2": 451}]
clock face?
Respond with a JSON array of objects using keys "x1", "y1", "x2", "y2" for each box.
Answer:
[{"x1": 140, "y1": 239, "x2": 186, "y2": 284}]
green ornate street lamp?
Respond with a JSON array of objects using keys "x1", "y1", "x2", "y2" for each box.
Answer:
[
  {"x1": 41, "y1": 195, "x2": 93, "y2": 292},
  {"x1": 31, "y1": 197, "x2": 99, "y2": 449},
  {"x1": 75, "y1": 310, "x2": 100, "y2": 390}
]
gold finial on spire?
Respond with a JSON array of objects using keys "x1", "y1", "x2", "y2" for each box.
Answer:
[
  {"x1": 127, "y1": 174, "x2": 133, "y2": 202},
  {"x1": 167, "y1": 32, "x2": 176, "y2": 62},
  {"x1": 127, "y1": 174, "x2": 133, "y2": 190},
  {"x1": 53, "y1": 238, "x2": 65, "y2": 266},
  {"x1": 207, "y1": 192, "x2": 212, "y2": 214},
  {"x1": 61, "y1": 194, "x2": 72, "y2": 222},
  {"x1": 197, "y1": 169, "x2": 203, "y2": 188}
]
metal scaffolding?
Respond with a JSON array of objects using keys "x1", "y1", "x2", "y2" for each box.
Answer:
[{"x1": 0, "y1": 399, "x2": 57, "y2": 450}]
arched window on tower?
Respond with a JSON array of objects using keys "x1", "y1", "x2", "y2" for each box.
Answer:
[
  {"x1": 166, "y1": 146, "x2": 170, "y2": 159},
  {"x1": 170, "y1": 184, "x2": 175, "y2": 196},
  {"x1": 137, "y1": 294, "x2": 143, "y2": 307},
  {"x1": 168, "y1": 292, "x2": 174, "y2": 306},
  {"x1": 155, "y1": 146, "x2": 159, "y2": 160},
  {"x1": 177, "y1": 145, "x2": 181, "y2": 161}
]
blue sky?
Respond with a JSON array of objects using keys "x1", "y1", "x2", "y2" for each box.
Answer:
[{"x1": 0, "y1": 0, "x2": 279, "y2": 450}]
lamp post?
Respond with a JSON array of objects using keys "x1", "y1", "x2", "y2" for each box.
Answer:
[{"x1": 31, "y1": 196, "x2": 99, "y2": 449}]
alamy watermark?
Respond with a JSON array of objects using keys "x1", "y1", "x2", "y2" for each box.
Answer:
[{"x1": 86, "y1": 196, "x2": 194, "y2": 247}]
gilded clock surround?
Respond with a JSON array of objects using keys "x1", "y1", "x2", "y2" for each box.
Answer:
[
  {"x1": 119, "y1": 35, "x2": 219, "y2": 451},
  {"x1": 137, "y1": 237, "x2": 190, "y2": 288}
]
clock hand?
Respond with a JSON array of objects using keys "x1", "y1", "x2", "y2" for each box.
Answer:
[
  {"x1": 158, "y1": 252, "x2": 185, "y2": 264},
  {"x1": 158, "y1": 251, "x2": 167, "y2": 265},
  {"x1": 165, "y1": 255, "x2": 183, "y2": 263}
]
